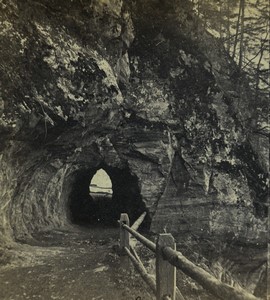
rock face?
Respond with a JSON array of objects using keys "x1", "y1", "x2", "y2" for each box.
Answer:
[{"x1": 0, "y1": 0, "x2": 268, "y2": 294}]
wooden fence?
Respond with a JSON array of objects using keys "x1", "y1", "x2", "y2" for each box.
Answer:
[{"x1": 119, "y1": 213, "x2": 261, "y2": 300}]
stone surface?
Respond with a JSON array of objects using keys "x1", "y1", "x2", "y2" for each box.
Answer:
[{"x1": 0, "y1": 0, "x2": 268, "y2": 296}]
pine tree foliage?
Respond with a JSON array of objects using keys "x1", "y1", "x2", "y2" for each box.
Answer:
[{"x1": 191, "y1": 0, "x2": 269, "y2": 130}]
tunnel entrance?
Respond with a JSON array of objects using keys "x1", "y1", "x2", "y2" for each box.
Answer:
[{"x1": 68, "y1": 165, "x2": 148, "y2": 227}]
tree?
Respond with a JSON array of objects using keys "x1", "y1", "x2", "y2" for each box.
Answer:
[{"x1": 192, "y1": 0, "x2": 269, "y2": 123}]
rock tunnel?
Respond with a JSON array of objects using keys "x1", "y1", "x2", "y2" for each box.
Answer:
[
  {"x1": 68, "y1": 165, "x2": 147, "y2": 226},
  {"x1": 1, "y1": 135, "x2": 158, "y2": 244},
  {"x1": 0, "y1": 0, "x2": 267, "y2": 245},
  {"x1": 0, "y1": 0, "x2": 268, "y2": 298}
]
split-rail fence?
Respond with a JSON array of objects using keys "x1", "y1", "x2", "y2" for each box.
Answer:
[{"x1": 119, "y1": 213, "x2": 261, "y2": 300}]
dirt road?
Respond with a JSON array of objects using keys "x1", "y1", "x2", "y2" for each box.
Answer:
[{"x1": 0, "y1": 225, "x2": 154, "y2": 300}]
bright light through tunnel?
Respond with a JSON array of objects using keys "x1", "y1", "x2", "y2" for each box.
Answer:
[
  {"x1": 68, "y1": 165, "x2": 150, "y2": 228},
  {"x1": 90, "y1": 169, "x2": 113, "y2": 196}
]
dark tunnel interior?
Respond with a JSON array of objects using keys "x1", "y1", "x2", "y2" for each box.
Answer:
[{"x1": 68, "y1": 164, "x2": 150, "y2": 228}]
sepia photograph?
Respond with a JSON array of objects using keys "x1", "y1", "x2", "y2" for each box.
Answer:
[{"x1": 0, "y1": 0, "x2": 269, "y2": 299}]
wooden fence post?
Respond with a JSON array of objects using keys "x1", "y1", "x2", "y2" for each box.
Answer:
[
  {"x1": 120, "y1": 213, "x2": 130, "y2": 255},
  {"x1": 156, "y1": 233, "x2": 176, "y2": 300}
]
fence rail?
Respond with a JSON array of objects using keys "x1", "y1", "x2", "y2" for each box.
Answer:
[
  {"x1": 121, "y1": 221, "x2": 156, "y2": 252},
  {"x1": 119, "y1": 213, "x2": 261, "y2": 300}
]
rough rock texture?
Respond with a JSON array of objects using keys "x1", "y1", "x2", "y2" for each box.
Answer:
[{"x1": 0, "y1": 0, "x2": 268, "y2": 296}]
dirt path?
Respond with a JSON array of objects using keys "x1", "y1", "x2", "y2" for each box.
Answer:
[{"x1": 0, "y1": 225, "x2": 154, "y2": 300}]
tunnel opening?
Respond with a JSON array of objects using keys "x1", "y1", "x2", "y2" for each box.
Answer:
[
  {"x1": 68, "y1": 164, "x2": 150, "y2": 228},
  {"x1": 89, "y1": 168, "x2": 113, "y2": 198}
]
